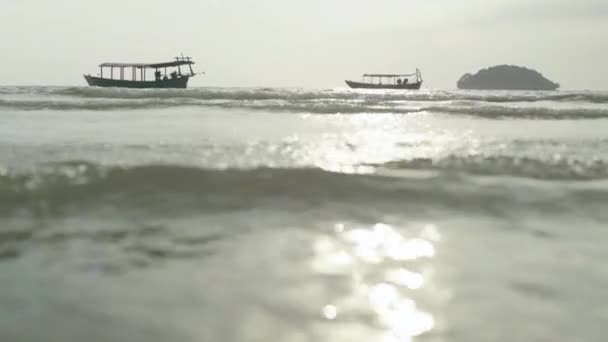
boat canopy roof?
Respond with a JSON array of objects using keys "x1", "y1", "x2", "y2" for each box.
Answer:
[
  {"x1": 100, "y1": 60, "x2": 194, "y2": 68},
  {"x1": 363, "y1": 72, "x2": 417, "y2": 78},
  {"x1": 99, "y1": 56, "x2": 195, "y2": 69}
]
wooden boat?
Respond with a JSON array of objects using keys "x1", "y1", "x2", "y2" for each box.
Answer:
[
  {"x1": 84, "y1": 55, "x2": 198, "y2": 89},
  {"x1": 345, "y1": 69, "x2": 423, "y2": 90}
]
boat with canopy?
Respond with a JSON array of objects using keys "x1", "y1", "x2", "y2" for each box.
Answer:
[
  {"x1": 345, "y1": 69, "x2": 422, "y2": 90},
  {"x1": 84, "y1": 55, "x2": 198, "y2": 89}
]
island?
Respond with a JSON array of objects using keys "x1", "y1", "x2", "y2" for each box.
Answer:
[{"x1": 457, "y1": 65, "x2": 560, "y2": 91}]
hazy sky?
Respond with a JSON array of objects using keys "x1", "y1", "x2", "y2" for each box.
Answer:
[{"x1": 2, "y1": 0, "x2": 607, "y2": 89}]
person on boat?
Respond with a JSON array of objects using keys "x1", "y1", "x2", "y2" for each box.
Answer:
[
  {"x1": 403, "y1": 78, "x2": 409, "y2": 84},
  {"x1": 397, "y1": 79, "x2": 402, "y2": 85},
  {"x1": 163, "y1": 75, "x2": 168, "y2": 81},
  {"x1": 155, "y1": 71, "x2": 162, "y2": 81},
  {"x1": 171, "y1": 71, "x2": 178, "y2": 79}
]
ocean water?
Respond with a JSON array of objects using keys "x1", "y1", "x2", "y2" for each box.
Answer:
[{"x1": 1, "y1": 86, "x2": 607, "y2": 342}]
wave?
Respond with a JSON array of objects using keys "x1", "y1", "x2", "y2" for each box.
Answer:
[
  {"x1": 373, "y1": 155, "x2": 608, "y2": 180},
  {"x1": 2, "y1": 86, "x2": 608, "y2": 104},
  {"x1": 0, "y1": 98, "x2": 198, "y2": 111},
  {"x1": 0, "y1": 97, "x2": 391, "y2": 113},
  {"x1": 2, "y1": 87, "x2": 608, "y2": 121},
  {"x1": 2, "y1": 159, "x2": 608, "y2": 211},
  {"x1": 0, "y1": 163, "x2": 408, "y2": 211},
  {"x1": 2, "y1": 96, "x2": 608, "y2": 119},
  {"x1": 55, "y1": 87, "x2": 608, "y2": 104},
  {"x1": 422, "y1": 105, "x2": 608, "y2": 119}
]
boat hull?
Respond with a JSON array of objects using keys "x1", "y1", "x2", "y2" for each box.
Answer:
[
  {"x1": 84, "y1": 75, "x2": 190, "y2": 89},
  {"x1": 345, "y1": 80, "x2": 422, "y2": 90}
]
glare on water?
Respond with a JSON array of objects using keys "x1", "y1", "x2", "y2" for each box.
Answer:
[{"x1": 312, "y1": 222, "x2": 441, "y2": 341}]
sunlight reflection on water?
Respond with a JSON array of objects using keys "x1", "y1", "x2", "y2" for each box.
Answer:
[{"x1": 313, "y1": 222, "x2": 439, "y2": 341}]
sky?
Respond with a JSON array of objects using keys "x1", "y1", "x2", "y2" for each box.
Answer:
[{"x1": 1, "y1": 0, "x2": 607, "y2": 89}]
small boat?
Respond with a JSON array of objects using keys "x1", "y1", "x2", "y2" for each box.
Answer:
[
  {"x1": 345, "y1": 69, "x2": 423, "y2": 90},
  {"x1": 84, "y1": 55, "x2": 199, "y2": 89}
]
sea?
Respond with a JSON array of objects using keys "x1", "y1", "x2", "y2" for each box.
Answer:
[{"x1": 1, "y1": 86, "x2": 607, "y2": 342}]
